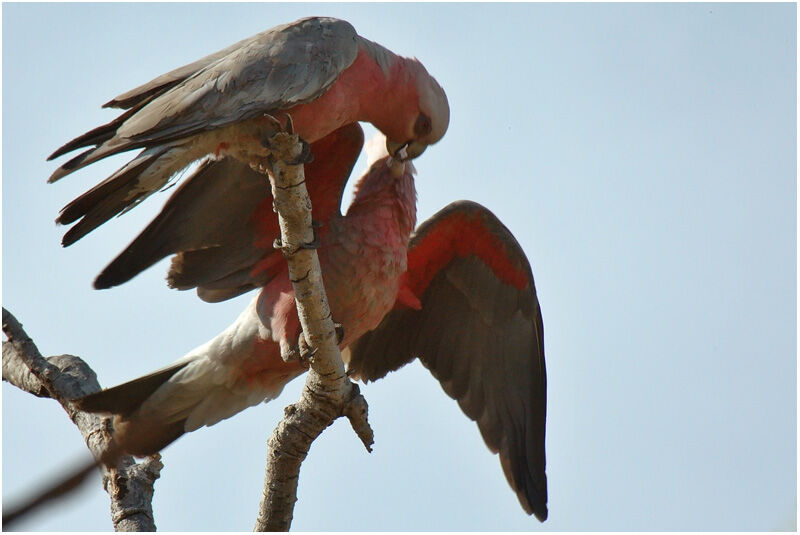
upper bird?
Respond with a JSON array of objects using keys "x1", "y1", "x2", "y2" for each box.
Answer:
[{"x1": 48, "y1": 16, "x2": 449, "y2": 247}]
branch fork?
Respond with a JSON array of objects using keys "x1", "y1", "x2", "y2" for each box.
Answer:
[
  {"x1": 254, "y1": 131, "x2": 374, "y2": 532},
  {"x1": 2, "y1": 128, "x2": 373, "y2": 531},
  {"x1": 2, "y1": 308, "x2": 161, "y2": 531}
]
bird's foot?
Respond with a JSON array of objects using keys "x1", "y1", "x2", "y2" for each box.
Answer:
[
  {"x1": 278, "y1": 322, "x2": 342, "y2": 366},
  {"x1": 283, "y1": 112, "x2": 295, "y2": 135},
  {"x1": 287, "y1": 139, "x2": 313, "y2": 165},
  {"x1": 334, "y1": 322, "x2": 345, "y2": 345},
  {"x1": 260, "y1": 113, "x2": 285, "y2": 136},
  {"x1": 279, "y1": 340, "x2": 301, "y2": 363},
  {"x1": 279, "y1": 337, "x2": 313, "y2": 368},
  {"x1": 272, "y1": 220, "x2": 320, "y2": 254},
  {"x1": 256, "y1": 113, "x2": 287, "y2": 155},
  {"x1": 297, "y1": 333, "x2": 316, "y2": 366},
  {"x1": 302, "y1": 220, "x2": 322, "y2": 249},
  {"x1": 257, "y1": 112, "x2": 312, "y2": 165}
]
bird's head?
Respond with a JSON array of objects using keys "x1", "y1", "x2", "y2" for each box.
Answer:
[{"x1": 385, "y1": 59, "x2": 450, "y2": 161}]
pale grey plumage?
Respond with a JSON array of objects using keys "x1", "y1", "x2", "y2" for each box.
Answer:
[
  {"x1": 48, "y1": 17, "x2": 359, "y2": 181},
  {"x1": 114, "y1": 17, "x2": 359, "y2": 146}
]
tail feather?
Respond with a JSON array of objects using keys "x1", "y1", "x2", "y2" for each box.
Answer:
[
  {"x1": 48, "y1": 139, "x2": 139, "y2": 183},
  {"x1": 74, "y1": 361, "x2": 191, "y2": 456},
  {"x1": 110, "y1": 416, "x2": 187, "y2": 458},
  {"x1": 190, "y1": 262, "x2": 279, "y2": 302},
  {"x1": 197, "y1": 265, "x2": 263, "y2": 291},
  {"x1": 57, "y1": 148, "x2": 166, "y2": 226},
  {"x1": 74, "y1": 362, "x2": 189, "y2": 417},
  {"x1": 72, "y1": 302, "x2": 305, "y2": 456},
  {"x1": 57, "y1": 146, "x2": 184, "y2": 248},
  {"x1": 48, "y1": 105, "x2": 142, "y2": 161},
  {"x1": 47, "y1": 149, "x2": 96, "y2": 183}
]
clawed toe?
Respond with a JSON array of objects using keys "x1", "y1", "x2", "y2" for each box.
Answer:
[
  {"x1": 280, "y1": 343, "x2": 301, "y2": 363},
  {"x1": 298, "y1": 333, "x2": 317, "y2": 364},
  {"x1": 287, "y1": 139, "x2": 313, "y2": 165},
  {"x1": 334, "y1": 323, "x2": 345, "y2": 345}
]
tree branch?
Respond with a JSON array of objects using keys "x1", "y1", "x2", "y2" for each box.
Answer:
[
  {"x1": 2, "y1": 308, "x2": 161, "y2": 531},
  {"x1": 253, "y1": 132, "x2": 374, "y2": 532}
]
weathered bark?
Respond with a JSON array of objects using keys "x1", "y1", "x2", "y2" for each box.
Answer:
[
  {"x1": 3, "y1": 132, "x2": 376, "y2": 532},
  {"x1": 2, "y1": 308, "x2": 161, "y2": 531},
  {"x1": 253, "y1": 132, "x2": 374, "y2": 532}
]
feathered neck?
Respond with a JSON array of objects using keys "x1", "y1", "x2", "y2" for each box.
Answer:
[{"x1": 347, "y1": 157, "x2": 417, "y2": 239}]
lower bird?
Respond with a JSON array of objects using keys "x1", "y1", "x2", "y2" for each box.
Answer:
[{"x1": 74, "y1": 125, "x2": 549, "y2": 521}]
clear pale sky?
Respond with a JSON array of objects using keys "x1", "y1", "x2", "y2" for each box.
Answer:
[{"x1": 2, "y1": 3, "x2": 796, "y2": 531}]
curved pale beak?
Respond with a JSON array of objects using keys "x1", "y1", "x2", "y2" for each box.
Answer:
[{"x1": 386, "y1": 140, "x2": 427, "y2": 161}]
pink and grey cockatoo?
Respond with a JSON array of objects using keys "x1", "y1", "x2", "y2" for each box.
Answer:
[
  {"x1": 48, "y1": 16, "x2": 449, "y2": 248},
  {"x1": 71, "y1": 125, "x2": 548, "y2": 520},
  {"x1": 48, "y1": 15, "x2": 546, "y2": 520}
]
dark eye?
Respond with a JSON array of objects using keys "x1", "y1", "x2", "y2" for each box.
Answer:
[{"x1": 414, "y1": 113, "x2": 432, "y2": 137}]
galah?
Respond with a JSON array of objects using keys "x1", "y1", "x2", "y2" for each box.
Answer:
[
  {"x1": 73, "y1": 125, "x2": 548, "y2": 521},
  {"x1": 47, "y1": 16, "x2": 449, "y2": 248}
]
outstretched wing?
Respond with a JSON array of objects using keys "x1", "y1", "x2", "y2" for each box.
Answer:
[
  {"x1": 347, "y1": 200, "x2": 548, "y2": 521},
  {"x1": 48, "y1": 17, "x2": 359, "y2": 178},
  {"x1": 92, "y1": 122, "x2": 365, "y2": 301}
]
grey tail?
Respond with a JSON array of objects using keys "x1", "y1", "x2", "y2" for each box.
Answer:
[
  {"x1": 56, "y1": 147, "x2": 170, "y2": 247},
  {"x1": 48, "y1": 105, "x2": 140, "y2": 161},
  {"x1": 75, "y1": 362, "x2": 188, "y2": 417}
]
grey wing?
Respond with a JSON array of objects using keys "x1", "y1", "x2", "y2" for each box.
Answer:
[
  {"x1": 103, "y1": 32, "x2": 268, "y2": 110},
  {"x1": 49, "y1": 17, "x2": 359, "y2": 176},
  {"x1": 116, "y1": 17, "x2": 359, "y2": 144},
  {"x1": 347, "y1": 201, "x2": 548, "y2": 521},
  {"x1": 48, "y1": 31, "x2": 268, "y2": 160}
]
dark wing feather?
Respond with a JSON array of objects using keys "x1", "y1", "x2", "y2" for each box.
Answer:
[
  {"x1": 93, "y1": 122, "x2": 364, "y2": 299},
  {"x1": 91, "y1": 156, "x2": 266, "y2": 290},
  {"x1": 347, "y1": 200, "x2": 547, "y2": 521}
]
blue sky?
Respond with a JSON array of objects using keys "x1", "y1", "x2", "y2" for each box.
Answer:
[{"x1": 2, "y1": 3, "x2": 796, "y2": 531}]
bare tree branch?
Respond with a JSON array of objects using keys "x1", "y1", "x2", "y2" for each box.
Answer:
[
  {"x1": 4, "y1": 132, "x2": 378, "y2": 531},
  {"x1": 2, "y1": 308, "x2": 161, "y2": 531},
  {"x1": 253, "y1": 132, "x2": 374, "y2": 532}
]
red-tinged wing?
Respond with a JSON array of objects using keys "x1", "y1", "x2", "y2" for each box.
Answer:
[
  {"x1": 346, "y1": 200, "x2": 547, "y2": 521},
  {"x1": 93, "y1": 122, "x2": 364, "y2": 302}
]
